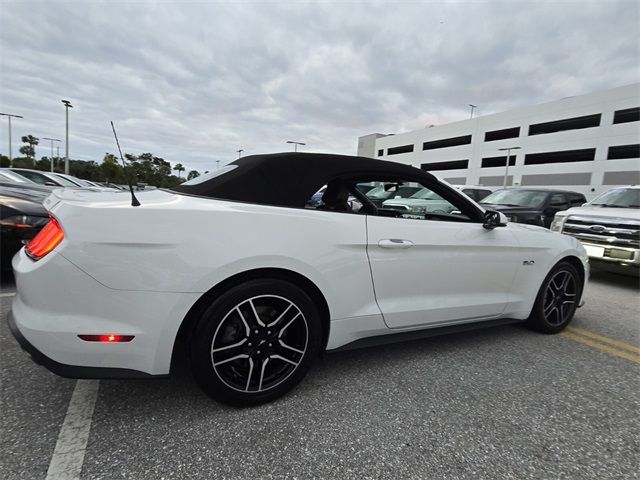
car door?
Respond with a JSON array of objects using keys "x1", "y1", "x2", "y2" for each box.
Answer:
[{"x1": 363, "y1": 181, "x2": 523, "y2": 329}]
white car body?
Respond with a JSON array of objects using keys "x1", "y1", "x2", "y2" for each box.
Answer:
[
  {"x1": 10, "y1": 187, "x2": 588, "y2": 377},
  {"x1": 8, "y1": 153, "x2": 589, "y2": 408}
]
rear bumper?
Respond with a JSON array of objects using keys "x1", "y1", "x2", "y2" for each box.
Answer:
[
  {"x1": 7, "y1": 310, "x2": 162, "y2": 379},
  {"x1": 10, "y1": 249, "x2": 200, "y2": 377}
]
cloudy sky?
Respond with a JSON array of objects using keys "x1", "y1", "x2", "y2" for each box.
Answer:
[{"x1": 1, "y1": 0, "x2": 638, "y2": 173}]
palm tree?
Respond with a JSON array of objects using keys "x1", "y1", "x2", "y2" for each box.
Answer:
[
  {"x1": 173, "y1": 163, "x2": 186, "y2": 177},
  {"x1": 20, "y1": 135, "x2": 39, "y2": 165}
]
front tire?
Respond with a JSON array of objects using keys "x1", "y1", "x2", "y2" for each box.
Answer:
[
  {"x1": 189, "y1": 279, "x2": 322, "y2": 406},
  {"x1": 526, "y1": 261, "x2": 581, "y2": 334}
]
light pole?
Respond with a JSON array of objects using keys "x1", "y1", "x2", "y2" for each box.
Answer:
[
  {"x1": 61, "y1": 100, "x2": 73, "y2": 174},
  {"x1": 286, "y1": 140, "x2": 305, "y2": 152},
  {"x1": 469, "y1": 104, "x2": 477, "y2": 119},
  {"x1": 42, "y1": 137, "x2": 61, "y2": 172},
  {"x1": 498, "y1": 146, "x2": 521, "y2": 188},
  {"x1": 237, "y1": 149, "x2": 244, "y2": 158},
  {"x1": 0, "y1": 112, "x2": 23, "y2": 167}
]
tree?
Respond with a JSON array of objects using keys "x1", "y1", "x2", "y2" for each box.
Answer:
[
  {"x1": 173, "y1": 163, "x2": 185, "y2": 178},
  {"x1": 0, "y1": 154, "x2": 9, "y2": 168},
  {"x1": 187, "y1": 170, "x2": 200, "y2": 180},
  {"x1": 101, "y1": 153, "x2": 124, "y2": 183},
  {"x1": 19, "y1": 135, "x2": 39, "y2": 162}
]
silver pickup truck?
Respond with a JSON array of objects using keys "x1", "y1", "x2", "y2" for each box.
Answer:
[{"x1": 551, "y1": 186, "x2": 640, "y2": 273}]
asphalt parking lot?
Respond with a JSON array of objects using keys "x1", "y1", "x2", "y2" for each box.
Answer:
[{"x1": 1, "y1": 269, "x2": 638, "y2": 480}]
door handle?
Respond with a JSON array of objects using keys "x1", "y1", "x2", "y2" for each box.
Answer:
[{"x1": 378, "y1": 239, "x2": 414, "y2": 249}]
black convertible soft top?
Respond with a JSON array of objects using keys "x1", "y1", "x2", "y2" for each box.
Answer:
[{"x1": 171, "y1": 152, "x2": 436, "y2": 208}]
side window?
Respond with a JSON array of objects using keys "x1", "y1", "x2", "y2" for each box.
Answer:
[
  {"x1": 305, "y1": 182, "x2": 364, "y2": 214},
  {"x1": 461, "y1": 188, "x2": 476, "y2": 200},
  {"x1": 548, "y1": 193, "x2": 569, "y2": 209},
  {"x1": 17, "y1": 171, "x2": 46, "y2": 185},
  {"x1": 569, "y1": 193, "x2": 586, "y2": 206},
  {"x1": 356, "y1": 180, "x2": 473, "y2": 222},
  {"x1": 476, "y1": 189, "x2": 492, "y2": 201}
]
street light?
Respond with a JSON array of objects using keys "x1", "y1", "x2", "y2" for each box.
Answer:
[
  {"x1": 237, "y1": 149, "x2": 244, "y2": 158},
  {"x1": 498, "y1": 146, "x2": 521, "y2": 188},
  {"x1": 469, "y1": 104, "x2": 477, "y2": 119},
  {"x1": 0, "y1": 112, "x2": 24, "y2": 167},
  {"x1": 286, "y1": 140, "x2": 305, "y2": 152},
  {"x1": 42, "y1": 137, "x2": 61, "y2": 172},
  {"x1": 61, "y1": 100, "x2": 73, "y2": 174}
]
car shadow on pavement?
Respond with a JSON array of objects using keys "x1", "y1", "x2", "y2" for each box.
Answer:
[
  {"x1": 94, "y1": 324, "x2": 530, "y2": 413},
  {"x1": 589, "y1": 267, "x2": 639, "y2": 290}
]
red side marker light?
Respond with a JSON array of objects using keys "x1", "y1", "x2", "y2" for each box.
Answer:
[
  {"x1": 78, "y1": 334, "x2": 135, "y2": 343},
  {"x1": 25, "y1": 217, "x2": 64, "y2": 260}
]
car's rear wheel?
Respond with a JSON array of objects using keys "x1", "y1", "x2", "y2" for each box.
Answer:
[
  {"x1": 189, "y1": 279, "x2": 322, "y2": 406},
  {"x1": 526, "y1": 261, "x2": 581, "y2": 334}
]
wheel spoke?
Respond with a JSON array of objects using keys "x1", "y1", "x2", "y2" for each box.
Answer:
[
  {"x1": 212, "y1": 338, "x2": 247, "y2": 354},
  {"x1": 270, "y1": 354, "x2": 298, "y2": 366},
  {"x1": 235, "y1": 307, "x2": 250, "y2": 336},
  {"x1": 278, "y1": 312, "x2": 301, "y2": 338},
  {"x1": 245, "y1": 357, "x2": 254, "y2": 391},
  {"x1": 279, "y1": 339, "x2": 304, "y2": 354},
  {"x1": 266, "y1": 302, "x2": 294, "y2": 328},
  {"x1": 213, "y1": 353, "x2": 249, "y2": 367},
  {"x1": 559, "y1": 272, "x2": 571, "y2": 291},
  {"x1": 248, "y1": 299, "x2": 266, "y2": 327},
  {"x1": 258, "y1": 357, "x2": 270, "y2": 391},
  {"x1": 544, "y1": 300, "x2": 556, "y2": 316}
]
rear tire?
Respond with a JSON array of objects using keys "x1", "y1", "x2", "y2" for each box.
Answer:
[
  {"x1": 189, "y1": 279, "x2": 322, "y2": 406},
  {"x1": 526, "y1": 261, "x2": 581, "y2": 334}
]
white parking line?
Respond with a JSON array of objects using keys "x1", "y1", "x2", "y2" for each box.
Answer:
[
  {"x1": 0, "y1": 292, "x2": 16, "y2": 297},
  {"x1": 46, "y1": 380, "x2": 100, "y2": 480}
]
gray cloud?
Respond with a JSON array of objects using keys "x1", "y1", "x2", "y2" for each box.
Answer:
[{"x1": 1, "y1": 0, "x2": 638, "y2": 172}]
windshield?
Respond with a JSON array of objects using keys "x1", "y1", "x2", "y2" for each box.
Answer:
[
  {"x1": 0, "y1": 169, "x2": 33, "y2": 183},
  {"x1": 50, "y1": 174, "x2": 84, "y2": 187},
  {"x1": 589, "y1": 188, "x2": 640, "y2": 208},
  {"x1": 178, "y1": 165, "x2": 237, "y2": 186},
  {"x1": 409, "y1": 188, "x2": 444, "y2": 200},
  {"x1": 481, "y1": 189, "x2": 548, "y2": 208}
]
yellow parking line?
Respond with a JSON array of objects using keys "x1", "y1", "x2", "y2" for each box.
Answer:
[
  {"x1": 559, "y1": 331, "x2": 640, "y2": 364},
  {"x1": 565, "y1": 326, "x2": 640, "y2": 354}
]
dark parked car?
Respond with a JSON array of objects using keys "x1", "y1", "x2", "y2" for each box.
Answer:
[
  {"x1": 0, "y1": 184, "x2": 50, "y2": 271},
  {"x1": 480, "y1": 188, "x2": 586, "y2": 228}
]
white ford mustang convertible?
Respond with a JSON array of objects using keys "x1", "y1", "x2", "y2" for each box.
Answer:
[{"x1": 9, "y1": 153, "x2": 588, "y2": 406}]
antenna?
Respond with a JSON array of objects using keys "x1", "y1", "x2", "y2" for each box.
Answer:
[{"x1": 110, "y1": 121, "x2": 141, "y2": 207}]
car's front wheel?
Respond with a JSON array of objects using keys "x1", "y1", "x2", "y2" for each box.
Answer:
[
  {"x1": 526, "y1": 261, "x2": 582, "y2": 334},
  {"x1": 189, "y1": 279, "x2": 322, "y2": 406}
]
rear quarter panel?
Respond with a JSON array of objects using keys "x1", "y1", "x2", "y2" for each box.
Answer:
[{"x1": 50, "y1": 192, "x2": 379, "y2": 322}]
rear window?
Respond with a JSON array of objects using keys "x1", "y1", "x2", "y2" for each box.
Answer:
[{"x1": 178, "y1": 165, "x2": 238, "y2": 186}]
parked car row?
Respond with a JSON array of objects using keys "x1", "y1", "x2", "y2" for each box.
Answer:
[{"x1": 0, "y1": 168, "x2": 126, "y2": 273}]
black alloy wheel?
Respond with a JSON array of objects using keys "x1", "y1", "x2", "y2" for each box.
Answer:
[
  {"x1": 526, "y1": 261, "x2": 581, "y2": 334},
  {"x1": 190, "y1": 279, "x2": 322, "y2": 406}
]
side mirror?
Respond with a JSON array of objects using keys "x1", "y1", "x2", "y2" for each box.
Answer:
[
  {"x1": 483, "y1": 210, "x2": 508, "y2": 230},
  {"x1": 45, "y1": 181, "x2": 58, "y2": 186}
]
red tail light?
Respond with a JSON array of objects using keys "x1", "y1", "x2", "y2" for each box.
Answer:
[
  {"x1": 25, "y1": 217, "x2": 64, "y2": 260},
  {"x1": 78, "y1": 334, "x2": 135, "y2": 343}
]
